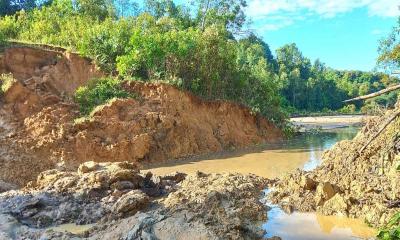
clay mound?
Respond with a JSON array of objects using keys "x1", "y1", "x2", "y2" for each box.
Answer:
[
  {"x1": 0, "y1": 46, "x2": 282, "y2": 187},
  {"x1": 269, "y1": 105, "x2": 400, "y2": 227}
]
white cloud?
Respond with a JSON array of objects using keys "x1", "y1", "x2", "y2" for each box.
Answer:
[{"x1": 246, "y1": 0, "x2": 399, "y2": 31}]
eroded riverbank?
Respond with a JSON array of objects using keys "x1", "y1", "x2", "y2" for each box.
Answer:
[{"x1": 145, "y1": 126, "x2": 378, "y2": 239}]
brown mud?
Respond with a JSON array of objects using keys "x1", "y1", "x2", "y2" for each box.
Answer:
[
  {"x1": 0, "y1": 46, "x2": 281, "y2": 187},
  {"x1": 0, "y1": 161, "x2": 268, "y2": 239}
]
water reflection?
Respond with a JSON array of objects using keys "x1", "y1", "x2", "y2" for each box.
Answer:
[
  {"x1": 264, "y1": 207, "x2": 377, "y2": 240},
  {"x1": 145, "y1": 127, "x2": 360, "y2": 178}
]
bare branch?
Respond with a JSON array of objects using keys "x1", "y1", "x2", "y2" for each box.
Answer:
[{"x1": 343, "y1": 84, "x2": 400, "y2": 103}]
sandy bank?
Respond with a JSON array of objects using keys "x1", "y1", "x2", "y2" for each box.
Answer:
[{"x1": 290, "y1": 115, "x2": 368, "y2": 130}]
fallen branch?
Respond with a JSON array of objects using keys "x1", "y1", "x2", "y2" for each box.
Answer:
[
  {"x1": 343, "y1": 84, "x2": 400, "y2": 103},
  {"x1": 358, "y1": 110, "x2": 400, "y2": 154}
]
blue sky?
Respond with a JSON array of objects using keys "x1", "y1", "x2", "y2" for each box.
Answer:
[{"x1": 245, "y1": 0, "x2": 399, "y2": 71}]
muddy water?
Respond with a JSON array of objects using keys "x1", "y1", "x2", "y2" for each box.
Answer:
[
  {"x1": 145, "y1": 127, "x2": 360, "y2": 178},
  {"x1": 264, "y1": 207, "x2": 377, "y2": 239},
  {"x1": 146, "y1": 127, "x2": 378, "y2": 239}
]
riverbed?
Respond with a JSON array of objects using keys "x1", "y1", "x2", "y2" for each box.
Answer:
[{"x1": 145, "y1": 126, "x2": 377, "y2": 239}]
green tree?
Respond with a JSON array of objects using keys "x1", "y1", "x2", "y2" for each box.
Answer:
[
  {"x1": 378, "y1": 17, "x2": 400, "y2": 70},
  {"x1": 0, "y1": 0, "x2": 38, "y2": 16},
  {"x1": 195, "y1": 0, "x2": 247, "y2": 33}
]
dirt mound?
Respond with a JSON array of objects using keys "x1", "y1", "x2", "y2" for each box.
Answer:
[
  {"x1": 0, "y1": 161, "x2": 268, "y2": 240},
  {"x1": 0, "y1": 46, "x2": 282, "y2": 187},
  {"x1": 269, "y1": 106, "x2": 400, "y2": 227}
]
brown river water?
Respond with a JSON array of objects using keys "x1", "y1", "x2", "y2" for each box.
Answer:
[{"x1": 146, "y1": 126, "x2": 378, "y2": 240}]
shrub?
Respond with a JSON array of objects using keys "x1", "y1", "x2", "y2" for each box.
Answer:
[
  {"x1": 74, "y1": 77, "x2": 135, "y2": 115},
  {"x1": 377, "y1": 212, "x2": 400, "y2": 240},
  {"x1": 338, "y1": 104, "x2": 356, "y2": 114},
  {"x1": 0, "y1": 14, "x2": 20, "y2": 40},
  {"x1": 361, "y1": 101, "x2": 383, "y2": 115},
  {"x1": 0, "y1": 73, "x2": 16, "y2": 94}
]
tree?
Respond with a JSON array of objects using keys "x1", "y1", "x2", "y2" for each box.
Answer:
[
  {"x1": 144, "y1": 0, "x2": 178, "y2": 18},
  {"x1": 276, "y1": 43, "x2": 311, "y2": 109},
  {"x1": 75, "y1": 0, "x2": 115, "y2": 20},
  {"x1": 0, "y1": 0, "x2": 41, "y2": 16},
  {"x1": 378, "y1": 17, "x2": 400, "y2": 71},
  {"x1": 194, "y1": 0, "x2": 247, "y2": 33}
]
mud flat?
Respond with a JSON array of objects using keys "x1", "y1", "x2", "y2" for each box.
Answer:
[
  {"x1": 291, "y1": 115, "x2": 367, "y2": 130},
  {"x1": 0, "y1": 161, "x2": 269, "y2": 239}
]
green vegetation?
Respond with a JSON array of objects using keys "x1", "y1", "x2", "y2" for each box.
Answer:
[
  {"x1": 0, "y1": 73, "x2": 16, "y2": 94},
  {"x1": 378, "y1": 17, "x2": 400, "y2": 70},
  {"x1": 378, "y1": 213, "x2": 400, "y2": 240},
  {"x1": 0, "y1": 0, "x2": 398, "y2": 126},
  {"x1": 74, "y1": 77, "x2": 135, "y2": 115}
]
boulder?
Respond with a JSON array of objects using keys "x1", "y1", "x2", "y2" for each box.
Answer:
[{"x1": 112, "y1": 190, "x2": 150, "y2": 217}]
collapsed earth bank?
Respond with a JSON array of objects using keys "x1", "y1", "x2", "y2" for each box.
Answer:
[
  {"x1": 270, "y1": 105, "x2": 400, "y2": 228},
  {"x1": 0, "y1": 45, "x2": 282, "y2": 187}
]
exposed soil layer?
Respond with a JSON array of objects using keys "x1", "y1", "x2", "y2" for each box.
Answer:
[
  {"x1": 270, "y1": 105, "x2": 400, "y2": 227},
  {"x1": 0, "y1": 161, "x2": 269, "y2": 240},
  {"x1": 0, "y1": 46, "x2": 281, "y2": 187}
]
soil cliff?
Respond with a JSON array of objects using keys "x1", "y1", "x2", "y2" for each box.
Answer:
[{"x1": 0, "y1": 45, "x2": 282, "y2": 187}]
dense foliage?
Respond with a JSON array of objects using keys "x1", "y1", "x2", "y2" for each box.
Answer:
[
  {"x1": 0, "y1": 0, "x2": 398, "y2": 124},
  {"x1": 74, "y1": 77, "x2": 135, "y2": 115}
]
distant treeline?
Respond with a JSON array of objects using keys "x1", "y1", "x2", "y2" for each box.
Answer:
[{"x1": 0, "y1": 0, "x2": 398, "y2": 125}]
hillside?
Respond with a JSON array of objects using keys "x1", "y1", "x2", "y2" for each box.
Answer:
[{"x1": 0, "y1": 45, "x2": 282, "y2": 187}]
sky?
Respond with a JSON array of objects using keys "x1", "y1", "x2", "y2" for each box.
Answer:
[{"x1": 244, "y1": 0, "x2": 399, "y2": 71}]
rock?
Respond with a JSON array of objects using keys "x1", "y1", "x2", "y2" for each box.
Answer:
[
  {"x1": 319, "y1": 193, "x2": 348, "y2": 216},
  {"x1": 160, "y1": 172, "x2": 187, "y2": 183},
  {"x1": 315, "y1": 182, "x2": 339, "y2": 206},
  {"x1": 300, "y1": 175, "x2": 317, "y2": 190},
  {"x1": 78, "y1": 161, "x2": 99, "y2": 174},
  {"x1": 109, "y1": 170, "x2": 144, "y2": 188},
  {"x1": 281, "y1": 204, "x2": 294, "y2": 214},
  {"x1": 112, "y1": 190, "x2": 150, "y2": 217},
  {"x1": 111, "y1": 181, "x2": 135, "y2": 191}
]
